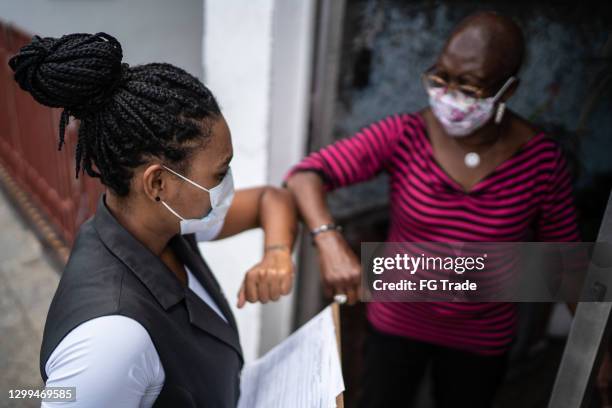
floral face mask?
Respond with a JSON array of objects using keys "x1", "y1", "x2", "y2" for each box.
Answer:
[{"x1": 426, "y1": 76, "x2": 516, "y2": 137}]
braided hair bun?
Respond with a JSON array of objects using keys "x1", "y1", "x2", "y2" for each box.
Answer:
[
  {"x1": 8, "y1": 32, "x2": 221, "y2": 197},
  {"x1": 9, "y1": 32, "x2": 126, "y2": 118}
]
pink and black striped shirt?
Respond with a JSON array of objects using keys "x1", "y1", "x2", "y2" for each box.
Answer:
[{"x1": 284, "y1": 112, "x2": 580, "y2": 356}]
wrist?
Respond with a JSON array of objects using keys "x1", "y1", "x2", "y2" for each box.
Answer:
[
  {"x1": 264, "y1": 244, "x2": 291, "y2": 254},
  {"x1": 311, "y1": 227, "x2": 343, "y2": 248},
  {"x1": 310, "y1": 222, "x2": 342, "y2": 243}
]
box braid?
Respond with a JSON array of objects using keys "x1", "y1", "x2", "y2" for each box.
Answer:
[{"x1": 8, "y1": 32, "x2": 221, "y2": 196}]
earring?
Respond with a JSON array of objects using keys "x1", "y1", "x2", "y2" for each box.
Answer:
[
  {"x1": 495, "y1": 102, "x2": 506, "y2": 124},
  {"x1": 155, "y1": 196, "x2": 160, "y2": 202}
]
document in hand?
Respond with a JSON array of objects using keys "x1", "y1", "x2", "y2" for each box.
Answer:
[{"x1": 237, "y1": 304, "x2": 345, "y2": 408}]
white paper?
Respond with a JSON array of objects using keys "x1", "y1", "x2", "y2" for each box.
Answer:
[{"x1": 237, "y1": 305, "x2": 345, "y2": 408}]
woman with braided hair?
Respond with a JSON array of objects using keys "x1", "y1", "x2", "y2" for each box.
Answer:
[{"x1": 9, "y1": 32, "x2": 297, "y2": 407}]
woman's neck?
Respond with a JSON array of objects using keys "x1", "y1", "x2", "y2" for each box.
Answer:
[
  {"x1": 104, "y1": 191, "x2": 173, "y2": 256},
  {"x1": 453, "y1": 116, "x2": 508, "y2": 150}
]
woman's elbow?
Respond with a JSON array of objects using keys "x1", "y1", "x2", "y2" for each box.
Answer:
[
  {"x1": 285, "y1": 171, "x2": 323, "y2": 193},
  {"x1": 262, "y1": 185, "x2": 297, "y2": 216}
]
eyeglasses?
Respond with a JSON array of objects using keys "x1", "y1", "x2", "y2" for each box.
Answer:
[{"x1": 421, "y1": 67, "x2": 506, "y2": 100}]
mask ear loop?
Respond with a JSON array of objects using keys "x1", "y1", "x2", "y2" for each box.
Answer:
[
  {"x1": 159, "y1": 199, "x2": 186, "y2": 221},
  {"x1": 159, "y1": 165, "x2": 216, "y2": 221},
  {"x1": 492, "y1": 76, "x2": 517, "y2": 101},
  {"x1": 495, "y1": 103, "x2": 506, "y2": 124},
  {"x1": 493, "y1": 76, "x2": 516, "y2": 125},
  {"x1": 161, "y1": 165, "x2": 211, "y2": 193}
]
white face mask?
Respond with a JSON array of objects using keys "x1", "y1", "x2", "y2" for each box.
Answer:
[
  {"x1": 427, "y1": 76, "x2": 516, "y2": 137},
  {"x1": 159, "y1": 165, "x2": 234, "y2": 237}
]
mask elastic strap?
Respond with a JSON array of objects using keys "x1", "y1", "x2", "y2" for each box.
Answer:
[
  {"x1": 493, "y1": 76, "x2": 517, "y2": 102},
  {"x1": 162, "y1": 165, "x2": 211, "y2": 193},
  {"x1": 160, "y1": 200, "x2": 186, "y2": 221}
]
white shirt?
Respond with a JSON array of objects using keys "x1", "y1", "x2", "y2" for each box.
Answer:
[{"x1": 42, "y1": 264, "x2": 228, "y2": 408}]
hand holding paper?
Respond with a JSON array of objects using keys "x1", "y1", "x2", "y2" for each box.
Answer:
[{"x1": 237, "y1": 305, "x2": 345, "y2": 408}]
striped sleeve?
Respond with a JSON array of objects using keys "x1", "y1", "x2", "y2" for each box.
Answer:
[
  {"x1": 535, "y1": 147, "x2": 581, "y2": 242},
  {"x1": 282, "y1": 114, "x2": 404, "y2": 191}
]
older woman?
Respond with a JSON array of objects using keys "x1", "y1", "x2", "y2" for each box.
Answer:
[{"x1": 285, "y1": 11, "x2": 580, "y2": 408}]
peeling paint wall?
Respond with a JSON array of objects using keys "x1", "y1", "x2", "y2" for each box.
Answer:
[{"x1": 327, "y1": 1, "x2": 612, "y2": 221}]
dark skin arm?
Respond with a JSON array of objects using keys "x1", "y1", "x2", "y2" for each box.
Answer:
[
  {"x1": 285, "y1": 171, "x2": 361, "y2": 305},
  {"x1": 212, "y1": 186, "x2": 298, "y2": 308}
]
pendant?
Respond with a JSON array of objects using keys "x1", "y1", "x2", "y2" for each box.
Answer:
[{"x1": 464, "y1": 152, "x2": 480, "y2": 168}]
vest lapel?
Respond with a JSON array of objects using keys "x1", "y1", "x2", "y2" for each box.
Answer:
[
  {"x1": 94, "y1": 192, "x2": 243, "y2": 363},
  {"x1": 170, "y1": 234, "x2": 243, "y2": 362},
  {"x1": 94, "y1": 193, "x2": 185, "y2": 310}
]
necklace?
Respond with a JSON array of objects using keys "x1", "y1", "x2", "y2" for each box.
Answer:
[
  {"x1": 464, "y1": 152, "x2": 481, "y2": 168},
  {"x1": 459, "y1": 127, "x2": 504, "y2": 169}
]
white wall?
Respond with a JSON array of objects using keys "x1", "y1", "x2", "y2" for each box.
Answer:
[
  {"x1": 201, "y1": 0, "x2": 315, "y2": 359},
  {"x1": 0, "y1": 0, "x2": 204, "y2": 79},
  {"x1": 261, "y1": 0, "x2": 316, "y2": 354},
  {"x1": 200, "y1": 0, "x2": 274, "y2": 363}
]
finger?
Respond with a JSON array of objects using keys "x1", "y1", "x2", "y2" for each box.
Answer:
[
  {"x1": 334, "y1": 293, "x2": 348, "y2": 304},
  {"x1": 351, "y1": 268, "x2": 362, "y2": 287},
  {"x1": 245, "y1": 271, "x2": 259, "y2": 303},
  {"x1": 280, "y1": 267, "x2": 293, "y2": 295},
  {"x1": 237, "y1": 281, "x2": 246, "y2": 308},
  {"x1": 355, "y1": 280, "x2": 363, "y2": 302},
  {"x1": 323, "y1": 282, "x2": 333, "y2": 299},
  {"x1": 268, "y1": 269, "x2": 282, "y2": 301},
  {"x1": 258, "y1": 269, "x2": 270, "y2": 303},
  {"x1": 346, "y1": 286, "x2": 358, "y2": 305},
  {"x1": 334, "y1": 285, "x2": 347, "y2": 301}
]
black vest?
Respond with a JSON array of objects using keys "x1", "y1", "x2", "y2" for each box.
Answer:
[{"x1": 40, "y1": 192, "x2": 244, "y2": 407}]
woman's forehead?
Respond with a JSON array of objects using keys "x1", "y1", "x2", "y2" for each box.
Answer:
[
  {"x1": 438, "y1": 34, "x2": 510, "y2": 85},
  {"x1": 193, "y1": 119, "x2": 233, "y2": 169},
  {"x1": 437, "y1": 14, "x2": 524, "y2": 81}
]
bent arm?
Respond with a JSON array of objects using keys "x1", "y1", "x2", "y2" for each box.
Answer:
[
  {"x1": 285, "y1": 171, "x2": 334, "y2": 231},
  {"x1": 210, "y1": 187, "x2": 298, "y2": 308},
  {"x1": 282, "y1": 114, "x2": 404, "y2": 304},
  {"x1": 212, "y1": 187, "x2": 298, "y2": 251}
]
